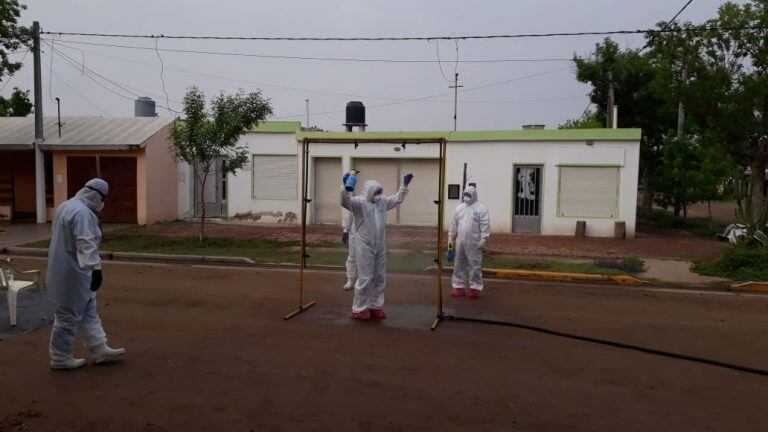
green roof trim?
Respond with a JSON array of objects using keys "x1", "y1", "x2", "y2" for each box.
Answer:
[
  {"x1": 296, "y1": 128, "x2": 641, "y2": 142},
  {"x1": 250, "y1": 121, "x2": 302, "y2": 133}
]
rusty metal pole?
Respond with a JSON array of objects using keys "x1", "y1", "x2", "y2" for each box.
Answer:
[
  {"x1": 432, "y1": 138, "x2": 447, "y2": 330},
  {"x1": 284, "y1": 137, "x2": 316, "y2": 319}
]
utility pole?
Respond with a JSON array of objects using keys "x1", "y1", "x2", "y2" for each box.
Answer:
[
  {"x1": 677, "y1": 63, "x2": 686, "y2": 138},
  {"x1": 606, "y1": 71, "x2": 615, "y2": 129},
  {"x1": 305, "y1": 98, "x2": 309, "y2": 129},
  {"x1": 32, "y1": 21, "x2": 46, "y2": 224},
  {"x1": 449, "y1": 72, "x2": 463, "y2": 131}
]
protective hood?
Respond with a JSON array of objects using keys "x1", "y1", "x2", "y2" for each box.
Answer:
[
  {"x1": 363, "y1": 180, "x2": 383, "y2": 203},
  {"x1": 75, "y1": 178, "x2": 109, "y2": 212},
  {"x1": 462, "y1": 186, "x2": 478, "y2": 205}
]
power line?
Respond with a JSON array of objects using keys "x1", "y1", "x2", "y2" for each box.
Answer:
[
  {"x1": 51, "y1": 41, "x2": 414, "y2": 102},
  {"x1": 154, "y1": 38, "x2": 172, "y2": 115},
  {"x1": 42, "y1": 38, "x2": 573, "y2": 64},
  {"x1": 577, "y1": 0, "x2": 695, "y2": 121},
  {"x1": 47, "y1": 42, "x2": 181, "y2": 113},
  {"x1": 274, "y1": 67, "x2": 571, "y2": 119},
  {"x1": 40, "y1": 24, "x2": 765, "y2": 41},
  {"x1": 43, "y1": 58, "x2": 113, "y2": 117}
]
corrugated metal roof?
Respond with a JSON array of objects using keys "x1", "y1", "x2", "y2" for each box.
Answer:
[{"x1": 0, "y1": 117, "x2": 173, "y2": 150}]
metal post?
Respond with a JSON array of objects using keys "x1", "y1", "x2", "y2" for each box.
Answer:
[
  {"x1": 431, "y1": 138, "x2": 447, "y2": 330},
  {"x1": 449, "y1": 73, "x2": 463, "y2": 131},
  {"x1": 606, "y1": 71, "x2": 614, "y2": 129},
  {"x1": 284, "y1": 138, "x2": 316, "y2": 320},
  {"x1": 305, "y1": 98, "x2": 309, "y2": 129},
  {"x1": 32, "y1": 21, "x2": 46, "y2": 223},
  {"x1": 612, "y1": 105, "x2": 618, "y2": 129}
]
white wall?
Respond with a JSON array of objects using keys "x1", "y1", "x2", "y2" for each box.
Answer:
[
  {"x1": 227, "y1": 132, "x2": 301, "y2": 223},
  {"x1": 177, "y1": 162, "x2": 193, "y2": 220},
  {"x1": 226, "y1": 132, "x2": 640, "y2": 237}
]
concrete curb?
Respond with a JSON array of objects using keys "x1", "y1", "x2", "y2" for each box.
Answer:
[
  {"x1": 487, "y1": 268, "x2": 648, "y2": 286},
  {"x1": 731, "y1": 282, "x2": 768, "y2": 294},
  {"x1": 2, "y1": 246, "x2": 255, "y2": 264}
]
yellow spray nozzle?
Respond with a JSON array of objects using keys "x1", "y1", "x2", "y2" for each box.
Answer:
[{"x1": 349, "y1": 169, "x2": 360, "y2": 175}]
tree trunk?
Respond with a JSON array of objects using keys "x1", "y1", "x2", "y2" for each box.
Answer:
[
  {"x1": 641, "y1": 171, "x2": 653, "y2": 214},
  {"x1": 750, "y1": 144, "x2": 767, "y2": 220},
  {"x1": 673, "y1": 204, "x2": 681, "y2": 218},
  {"x1": 707, "y1": 200, "x2": 712, "y2": 220},
  {"x1": 199, "y1": 170, "x2": 209, "y2": 243}
]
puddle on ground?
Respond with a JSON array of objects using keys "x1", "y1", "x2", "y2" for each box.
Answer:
[{"x1": 310, "y1": 304, "x2": 443, "y2": 330}]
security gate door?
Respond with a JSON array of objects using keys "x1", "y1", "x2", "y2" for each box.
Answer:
[{"x1": 513, "y1": 165, "x2": 542, "y2": 234}]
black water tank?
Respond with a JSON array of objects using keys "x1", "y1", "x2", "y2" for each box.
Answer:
[{"x1": 346, "y1": 101, "x2": 365, "y2": 125}]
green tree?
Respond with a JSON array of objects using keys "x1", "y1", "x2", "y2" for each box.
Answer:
[
  {"x1": 652, "y1": 134, "x2": 733, "y2": 218},
  {"x1": 573, "y1": 39, "x2": 675, "y2": 212},
  {"x1": 697, "y1": 1, "x2": 768, "y2": 217},
  {"x1": 0, "y1": 0, "x2": 32, "y2": 117},
  {"x1": 170, "y1": 87, "x2": 273, "y2": 242},
  {"x1": 558, "y1": 110, "x2": 601, "y2": 129},
  {"x1": 0, "y1": 87, "x2": 31, "y2": 116}
]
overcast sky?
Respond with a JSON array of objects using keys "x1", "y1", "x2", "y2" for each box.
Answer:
[{"x1": 3, "y1": 0, "x2": 736, "y2": 131}]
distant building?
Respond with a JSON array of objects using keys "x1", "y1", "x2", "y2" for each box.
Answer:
[
  {"x1": 0, "y1": 116, "x2": 179, "y2": 224},
  {"x1": 223, "y1": 121, "x2": 642, "y2": 238}
]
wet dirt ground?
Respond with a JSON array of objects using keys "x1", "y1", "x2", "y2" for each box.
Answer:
[{"x1": 1, "y1": 258, "x2": 767, "y2": 431}]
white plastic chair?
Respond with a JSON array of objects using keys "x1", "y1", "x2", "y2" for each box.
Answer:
[{"x1": 0, "y1": 258, "x2": 43, "y2": 327}]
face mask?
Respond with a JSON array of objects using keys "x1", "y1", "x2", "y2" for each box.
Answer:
[{"x1": 373, "y1": 194, "x2": 382, "y2": 203}]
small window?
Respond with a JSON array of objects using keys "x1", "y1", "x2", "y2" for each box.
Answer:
[
  {"x1": 448, "y1": 184, "x2": 461, "y2": 199},
  {"x1": 558, "y1": 166, "x2": 619, "y2": 218},
  {"x1": 252, "y1": 155, "x2": 298, "y2": 200}
]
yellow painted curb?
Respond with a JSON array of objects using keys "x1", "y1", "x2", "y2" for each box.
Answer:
[
  {"x1": 731, "y1": 282, "x2": 768, "y2": 293},
  {"x1": 487, "y1": 268, "x2": 647, "y2": 286}
]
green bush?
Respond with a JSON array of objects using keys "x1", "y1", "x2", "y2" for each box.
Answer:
[
  {"x1": 638, "y1": 208, "x2": 726, "y2": 238},
  {"x1": 693, "y1": 244, "x2": 768, "y2": 281}
]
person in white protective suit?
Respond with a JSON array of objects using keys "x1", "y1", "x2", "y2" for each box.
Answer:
[
  {"x1": 47, "y1": 178, "x2": 126, "y2": 370},
  {"x1": 340, "y1": 173, "x2": 413, "y2": 320},
  {"x1": 342, "y1": 208, "x2": 357, "y2": 291},
  {"x1": 448, "y1": 186, "x2": 490, "y2": 299}
]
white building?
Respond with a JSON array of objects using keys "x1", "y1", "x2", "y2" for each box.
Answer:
[{"x1": 225, "y1": 121, "x2": 641, "y2": 238}]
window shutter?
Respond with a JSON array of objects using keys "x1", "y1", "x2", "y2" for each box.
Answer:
[
  {"x1": 252, "y1": 155, "x2": 298, "y2": 200},
  {"x1": 558, "y1": 166, "x2": 619, "y2": 218}
]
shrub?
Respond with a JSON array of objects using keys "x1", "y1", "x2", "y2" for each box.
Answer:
[{"x1": 693, "y1": 244, "x2": 768, "y2": 281}]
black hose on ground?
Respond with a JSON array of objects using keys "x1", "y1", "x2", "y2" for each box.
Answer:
[{"x1": 442, "y1": 315, "x2": 768, "y2": 377}]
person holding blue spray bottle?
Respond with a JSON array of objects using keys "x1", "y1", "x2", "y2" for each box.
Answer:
[{"x1": 341, "y1": 170, "x2": 414, "y2": 320}]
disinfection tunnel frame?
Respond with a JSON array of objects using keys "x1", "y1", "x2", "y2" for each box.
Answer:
[{"x1": 283, "y1": 136, "x2": 450, "y2": 329}]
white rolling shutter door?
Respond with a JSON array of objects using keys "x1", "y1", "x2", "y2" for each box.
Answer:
[
  {"x1": 313, "y1": 157, "x2": 342, "y2": 224},
  {"x1": 558, "y1": 166, "x2": 619, "y2": 218},
  {"x1": 252, "y1": 155, "x2": 298, "y2": 200},
  {"x1": 399, "y1": 159, "x2": 439, "y2": 226}
]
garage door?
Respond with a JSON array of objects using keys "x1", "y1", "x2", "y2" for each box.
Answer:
[
  {"x1": 66, "y1": 156, "x2": 137, "y2": 223},
  {"x1": 99, "y1": 157, "x2": 137, "y2": 223},
  {"x1": 351, "y1": 158, "x2": 438, "y2": 226},
  {"x1": 313, "y1": 157, "x2": 342, "y2": 224}
]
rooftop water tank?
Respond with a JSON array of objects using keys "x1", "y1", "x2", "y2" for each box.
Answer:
[
  {"x1": 344, "y1": 101, "x2": 366, "y2": 131},
  {"x1": 135, "y1": 97, "x2": 157, "y2": 117}
]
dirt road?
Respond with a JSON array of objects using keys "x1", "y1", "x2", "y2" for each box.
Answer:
[{"x1": 1, "y1": 259, "x2": 767, "y2": 431}]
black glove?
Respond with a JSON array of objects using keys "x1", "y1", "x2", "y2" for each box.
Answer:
[
  {"x1": 91, "y1": 269, "x2": 103, "y2": 292},
  {"x1": 342, "y1": 232, "x2": 349, "y2": 245}
]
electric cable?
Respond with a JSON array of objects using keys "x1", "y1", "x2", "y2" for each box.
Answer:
[
  {"x1": 40, "y1": 24, "x2": 766, "y2": 42},
  {"x1": 442, "y1": 315, "x2": 768, "y2": 377},
  {"x1": 45, "y1": 38, "x2": 573, "y2": 64}
]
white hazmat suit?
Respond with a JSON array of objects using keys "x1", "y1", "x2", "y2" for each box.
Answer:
[
  {"x1": 449, "y1": 186, "x2": 490, "y2": 295},
  {"x1": 47, "y1": 178, "x2": 125, "y2": 370},
  {"x1": 342, "y1": 208, "x2": 357, "y2": 291},
  {"x1": 341, "y1": 180, "x2": 409, "y2": 316}
]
